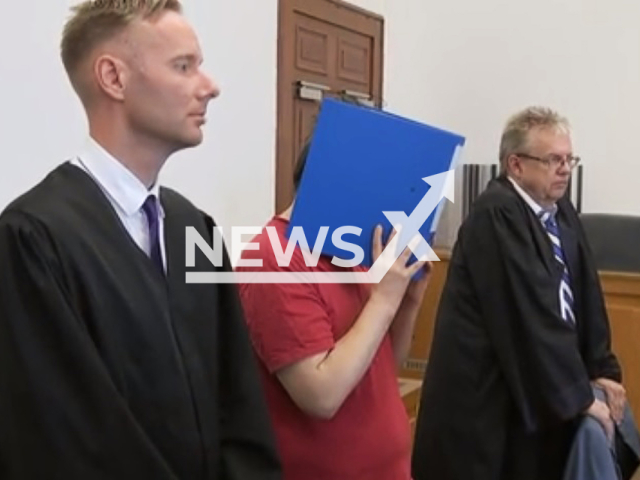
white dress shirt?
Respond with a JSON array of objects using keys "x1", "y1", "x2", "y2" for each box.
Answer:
[{"x1": 71, "y1": 138, "x2": 166, "y2": 271}]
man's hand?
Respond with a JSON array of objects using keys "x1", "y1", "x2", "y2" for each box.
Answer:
[
  {"x1": 586, "y1": 398, "x2": 614, "y2": 442},
  {"x1": 274, "y1": 226, "x2": 427, "y2": 419},
  {"x1": 369, "y1": 226, "x2": 426, "y2": 314},
  {"x1": 594, "y1": 377, "x2": 626, "y2": 424}
]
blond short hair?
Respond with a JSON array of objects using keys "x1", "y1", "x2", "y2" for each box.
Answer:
[
  {"x1": 499, "y1": 106, "x2": 570, "y2": 173},
  {"x1": 61, "y1": 0, "x2": 182, "y2": 82}
]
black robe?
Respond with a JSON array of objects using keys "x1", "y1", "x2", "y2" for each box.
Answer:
[
  {"x1": 0, "y1": 163, "x2": 281, "y2": 479},
  {"x1": 411, "y1": 176, "x2": 621, "y2": 480}
]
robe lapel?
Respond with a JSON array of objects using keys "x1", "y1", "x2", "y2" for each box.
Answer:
[
  {"x1": 529, "y1": 208, "x2": 560, "y2": 275},
  {"x1": 557, "y1": 209, "x2": 580, "y2": 281},
  {"x1": 161, "y1": 189, "x2": 190, "y2": 297},
  {"x1": 495, "y1": 177, "x2": 559, "y2": 275}
]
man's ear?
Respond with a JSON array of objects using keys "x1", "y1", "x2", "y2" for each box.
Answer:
[
  {"x1": 94, "y1": 54, "x2": 128, "y2": 101},
  {"x1": 507, "y1": 154, "x2": 522, "y2": 177}
]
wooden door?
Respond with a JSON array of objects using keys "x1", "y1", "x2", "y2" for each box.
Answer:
[{"x1": 276, "y1": 0, "x2": 384, "y2": 212}]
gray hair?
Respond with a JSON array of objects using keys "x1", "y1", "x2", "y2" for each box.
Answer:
[{"x1": 499, "y1": 106, "x2": 570, "y2": 173}]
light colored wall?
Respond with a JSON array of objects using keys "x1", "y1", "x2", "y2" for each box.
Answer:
[
  {"x1": 351, "y1": 0, "x2": 640, "y2": 216},
  {"x1": 1, "y1": 0, "x2": 639, "y2": 241},
  {"x1": 0, "y1": 0, "x2": 278, "y2": 235}
]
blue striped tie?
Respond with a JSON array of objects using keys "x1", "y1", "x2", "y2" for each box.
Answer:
[{"x1": 539, "y1": 209, "x2": 575, "y2": 324}]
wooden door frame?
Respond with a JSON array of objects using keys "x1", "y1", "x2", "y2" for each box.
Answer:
[{"x1": 275, "y1": 0, "x2": 384, "y2": 212}]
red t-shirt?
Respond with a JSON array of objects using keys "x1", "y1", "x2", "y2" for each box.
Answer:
[{"x1": 237, "y1": 217, "x2": 411, "y2": 480}]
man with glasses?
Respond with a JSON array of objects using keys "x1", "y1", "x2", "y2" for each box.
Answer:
[{"x1": 412, "y1": 106, "x2": 639, "y2": 480}]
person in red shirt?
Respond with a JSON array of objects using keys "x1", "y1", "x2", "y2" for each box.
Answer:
[{"x1": 237, "y1": 143, "x2": 432, "y2": 480}]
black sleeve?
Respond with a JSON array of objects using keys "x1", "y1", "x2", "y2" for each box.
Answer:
[
  {"x1": 564, "y1": 200, "x2": 621, "y2": 382},
  {"x1": 202, "y1": 213, "x2": 282, "y2": 480},
  {"x1": 0, "y1": 212, "x2": 180, "y2": 479},
  {"x1": 580, "y1": 268, "x2": 622, "y2": 382},
  {"x1": 462, "y1": 203, "x2": 594, "y2": 433}
]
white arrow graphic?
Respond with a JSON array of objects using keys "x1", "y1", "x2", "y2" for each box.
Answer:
[
  {"x1": 186, "y1": 169, "x2": 456, "y2": 284},
  {"x1": 368, "y1": 169, "x2": 455, "y2": 282}
]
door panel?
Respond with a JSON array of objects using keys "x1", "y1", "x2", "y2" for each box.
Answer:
[{"x1": 276, "y1": 0, "x2": 383, "y2": 211}]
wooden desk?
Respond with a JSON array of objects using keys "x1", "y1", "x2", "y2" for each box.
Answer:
[
  {"x1": 400, "y1": 249, "x2": 450, "y2": 380},
  {"x1": 399, "y1": 377, "x2": 422, "y2": 442},
  {"x1": 600, "y1": 271, "x2": 640, "y2": 422}
]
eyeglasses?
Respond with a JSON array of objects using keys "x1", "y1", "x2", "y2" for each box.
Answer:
[{"x1": 515, "y1": 153, "x2": 581, "y2": 169}]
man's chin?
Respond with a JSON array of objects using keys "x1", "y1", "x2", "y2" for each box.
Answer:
[
  {"x1": 551, "y1": 185, "x2": 569, "y2": 201},
  {"x1": 178, "y1": 132, "x2": 205, "y2": 149}
]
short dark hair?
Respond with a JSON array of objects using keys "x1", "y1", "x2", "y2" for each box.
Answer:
[{"x1": 293, "y1": 141, "x2": 311, "y2": 191}]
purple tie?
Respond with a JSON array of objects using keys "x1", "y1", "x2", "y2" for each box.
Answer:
[{"x1": 141, "y1": 195, "x2": 163, "y2": 274}]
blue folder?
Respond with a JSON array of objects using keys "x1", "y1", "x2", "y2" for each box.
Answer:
[{"x1": 287, "y1": 98, "x2": 465, "y2": 268}]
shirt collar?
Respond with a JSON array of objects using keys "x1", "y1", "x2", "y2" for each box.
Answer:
[
  {"x1": 507, "y1": 176, "x2": 555, "y2": 219},
  {"x1": 77, "y1": 137, "x2": 164, "y2": 218}
]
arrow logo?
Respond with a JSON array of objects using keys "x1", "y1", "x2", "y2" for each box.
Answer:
[
  {"x1": 186, "y1": 169, "x2": 456, "y2": 284},
  {"x1": 368, "y1": 169, "x2": 455, "y2": 282}
]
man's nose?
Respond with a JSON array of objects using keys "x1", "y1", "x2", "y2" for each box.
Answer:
[{"x1": 200, "y1": 72, "x2": 220, "y2": 101}]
